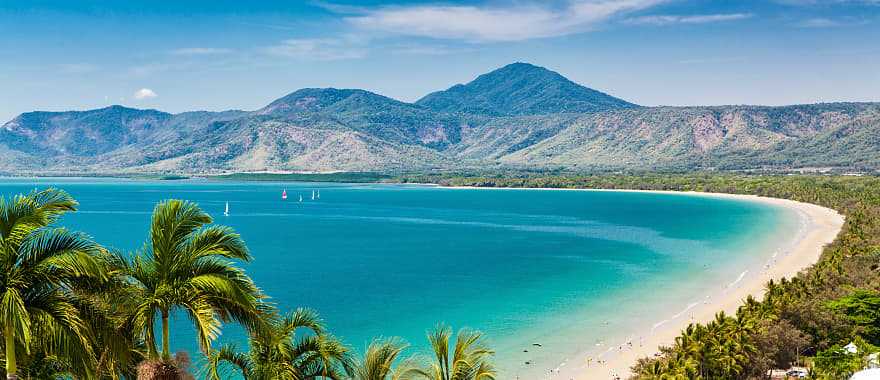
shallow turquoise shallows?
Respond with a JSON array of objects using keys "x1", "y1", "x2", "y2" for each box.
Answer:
[{"x1": 0, "y1": 179, "x2": 800, "y2": 378}]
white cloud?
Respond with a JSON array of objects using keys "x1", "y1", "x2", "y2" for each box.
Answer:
[
  {"x1": 263, "y1": 36, "x2": 367, "y2": 60},
  {"x1": 133, "y1": 88, "x2": 158, "y2": 100},
  {"x1": 626, "y1": 13, "x2": 753, "y2": 25},
  {"x1": 341, "y1": 0, "x2": 668, "y2": 42},
  {"x1": 170, "y1": 47, "x2": 233, "y2": 56}
]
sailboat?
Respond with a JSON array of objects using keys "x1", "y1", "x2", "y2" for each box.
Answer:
[
  {"x1": 282, "y1": 189, "x2": 288, "y2": 200},
  {"x1": 316, "y1": 190, "x2": 320, "y2": 200},
  {"x1": 298, "y1": 194, "x2": 303, "y2": 202},
  {"x1": 311, "y1": 190, "x2": 315, "y2": 200},
  {"x1": 224, "y1": 202, "x2": 229, "y2": 216}
]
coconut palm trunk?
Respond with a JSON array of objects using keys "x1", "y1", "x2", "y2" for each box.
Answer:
[
  {"x1": 162, "y1": 310, "x2": 170, "y2": 359},
  {"x1": 5, "y1": 325, "x2": 16, "y2": 380}
]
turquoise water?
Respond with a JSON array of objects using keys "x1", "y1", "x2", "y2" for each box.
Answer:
[{"x1": 0, "y1": 179, "x2": 801, "y2": 378}]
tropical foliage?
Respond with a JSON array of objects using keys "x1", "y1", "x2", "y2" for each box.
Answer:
[
  {"x1": 0, "y1": 188, "x2": 108, "y2": 379},
  {"x1": 419, "y1": 325, "x2": 496, "y2": 380},
  {"x1": 345, "y1": 337, "x2": 421, "y2": 380},
  {"x1": 207, "y1": 308, "x2": 348, "y2": 380}
]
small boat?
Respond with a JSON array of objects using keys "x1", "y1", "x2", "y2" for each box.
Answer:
[
  {"x1": 311, "y1": 190, "x2": 315, "y2": 200},
  {"x1": 224, "y1": 202, "x2": 229, "y2": 216},
  {"x1": 282, "y1": 189, "x2": 288, "y2": 200},
  {"x1": 298, "y1": 195, "x2": 303, "y2": 202},
  {"x1": 316, "y1": 190, "x2": 320, "y2": 200}
]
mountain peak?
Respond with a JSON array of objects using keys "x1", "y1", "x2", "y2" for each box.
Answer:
[
  {"x1": 256, "y1": 88, "x2": 402, "y2": 115},
  {"x1": 492, "y1": 62, "x2": 550, "y2": 74},
  {"x1": 416, "y1": 62, "x2": 638, "y2": 116}
]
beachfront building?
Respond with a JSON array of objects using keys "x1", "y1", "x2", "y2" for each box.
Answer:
[
  {"x1": 846, "y1": 342, "x2": 880, "y2": 380},
  {"x1": 852, "y1": 368, "x2": 880, "y2": 380}
]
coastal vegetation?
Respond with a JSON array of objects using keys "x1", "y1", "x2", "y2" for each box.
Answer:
[
  {"x1": 424, "y1": 173, "x2": 880, "y2": 379},
  {"x1": 0, "y1": 188, "x2": 496, "y2": 380}
]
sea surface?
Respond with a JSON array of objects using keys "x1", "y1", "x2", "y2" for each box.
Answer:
[{"x1": 0, "y1": 178, "x2": 802, "y2": 379}]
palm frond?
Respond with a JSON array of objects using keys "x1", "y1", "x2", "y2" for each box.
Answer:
[
  {"x1": 1, "y1": 287, "x2": 32, "y2": 350},
  {"x1": 184, "y1": 225, "x2": 250, "y2": 262},
  {"x1": 206, "y1": 343, "x2": 253, "y2": 380}
]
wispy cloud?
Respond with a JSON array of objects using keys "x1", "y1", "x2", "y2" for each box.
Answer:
[
  {"x1": 133, "y1": 88, "x2": 158, "y2": 100},
  {"x1": 390, "y1": 43, "x2": 476, "y2": 56},
  {"x1": 626, "y1": 13, "x2": 753, "y2": 26},
  {"x1": 774, "y1": 0, "x2": 880, "y2": 5},
  {"x1": 170, "y1": 47, "x2": 233, "y2": 56},
  {"x1": 263, "y1": 36, "x2": 367, "y2": 60},
  {"x1": 337, "y1": 0, "x2": 668, "y2": 42},
  {"x1": 795, "y1": 17, "x2": 841, "y2": 27},
  {"x1": 793, "y1": 17, "x2": 871, "y2": 27},
  {"x1": 57, "y1": 63, "x2": 100, "y2": 74}
]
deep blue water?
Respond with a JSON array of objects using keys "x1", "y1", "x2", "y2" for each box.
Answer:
[{"x1": 0, "y1": 179, "x2": 799, "y2": 378}]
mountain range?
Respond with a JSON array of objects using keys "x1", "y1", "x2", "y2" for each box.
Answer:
[{"x1": 2, "y1": 62, "x2": 878, "y2": 174}]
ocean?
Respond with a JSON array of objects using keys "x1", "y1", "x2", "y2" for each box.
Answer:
[{"x1": 0, "y1": 178, "x2": 801, "y2": 378}]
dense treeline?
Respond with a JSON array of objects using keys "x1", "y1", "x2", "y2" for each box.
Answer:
[
  {"x1": 0, "y1": 188, "x2": 496, "y2": 380},
  {"x1": 417, "y1": 174, "x2": 880, "y2": 379},
  {"x1": 211, "y1": 172, "x2": 392, "y2": 183}
]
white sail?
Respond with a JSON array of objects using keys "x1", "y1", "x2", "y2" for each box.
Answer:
[
  {"x1": 224, "y1": 202, "x2": 229, "y2": 216},
  {"x1": 311, "y1": 190, "x2": 315, "y2": 200}
]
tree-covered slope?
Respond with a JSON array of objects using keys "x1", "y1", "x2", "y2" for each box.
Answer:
[
  {"x1": 416, "y1": 62, "x2": 638, "y2": 116},
  {"x1": 495, "y1": 103, "x2": 880, "y2": 170},
  {"x1": 256, "y1": 88, "x2": 463, "y2": 149}
]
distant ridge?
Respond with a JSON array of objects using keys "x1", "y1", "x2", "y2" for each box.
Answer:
[
  {"x1": 256, "y1": 88, "x2": 400, "y2": 115},
  {"x1": 1, "y1": 62, "x2": 878, "y2": 174},
  {"x1": 416, "y1": 62, "x2": 638, "y2": 116}
]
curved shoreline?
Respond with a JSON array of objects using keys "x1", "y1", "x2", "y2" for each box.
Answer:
[{"x1": 443, "y1": 186, "x2": 845, "y2": 380}]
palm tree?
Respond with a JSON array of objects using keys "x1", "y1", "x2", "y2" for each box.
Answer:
[
  {"x1": 124, "y1": 199, "x2": 264, "y2": 361},
  {"x1": 0, "y1": 188, "x2": 108, "y2": 380},
  {"x1": 207, "y1": 308, "x2": 348, "y2": 380},
  {"x1": 84, "y1": 251, "x2": 150, "y2": 378},
  {"x1": 346, "y1": 337, "x2": 422, "y2": 380},
  {"x1": 419, "y1": 325, "x2": 495, "y2": 380}
]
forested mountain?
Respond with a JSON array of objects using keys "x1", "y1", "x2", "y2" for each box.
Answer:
[
  {"x1": 416, "y1": 62, "x2": 638, "y2": 116},
  {"x1": 1, "y1": 63, "x2": 878, "y2": 174}
]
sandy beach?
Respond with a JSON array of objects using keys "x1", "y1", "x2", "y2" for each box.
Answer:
[{"x1": 446, "y1": 187, "x2": 845, "y2": 380}]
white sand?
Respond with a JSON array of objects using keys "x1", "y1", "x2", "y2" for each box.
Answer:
[{"x1": 445, "y1": 187, "x2": 845, "y2": 380}]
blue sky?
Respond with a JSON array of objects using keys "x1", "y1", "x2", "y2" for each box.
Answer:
[{"x1": 1, "y1": 0, "x2": 878, "y2": 121}]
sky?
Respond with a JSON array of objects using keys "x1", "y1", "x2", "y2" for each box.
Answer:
[{"x1": 0, "y1": 0, "x2": 878, "y2": 121}]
